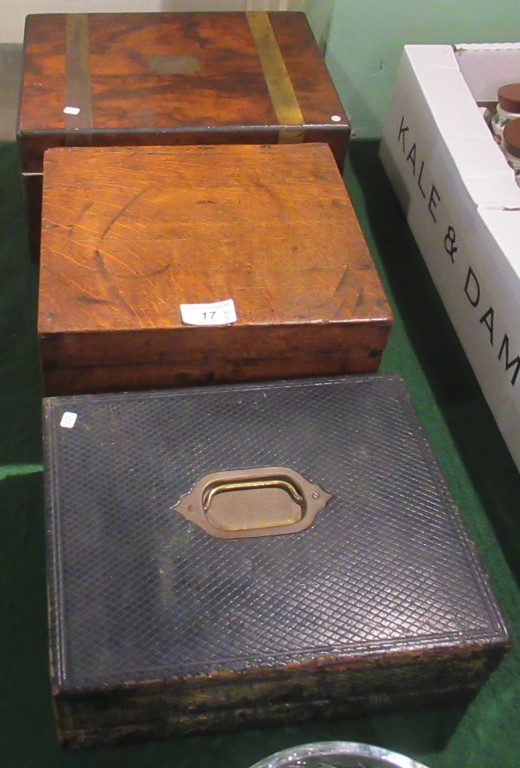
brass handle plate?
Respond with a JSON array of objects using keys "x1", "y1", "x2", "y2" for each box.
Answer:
[{"x1": 173, "y1": 466, "x2": 332, "y2": 540}]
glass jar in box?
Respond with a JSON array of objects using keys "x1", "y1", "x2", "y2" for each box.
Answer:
[
  {"x1": 491, "y1": 82, "x2": 520, "y2": 142},
  {"x1": 503, "y1": 118, "x2": 520, "y2": 185}
]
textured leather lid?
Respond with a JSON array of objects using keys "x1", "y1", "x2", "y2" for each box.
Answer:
[{"x1": 43, "y1": 375, "x2": 509, "y2": 691}]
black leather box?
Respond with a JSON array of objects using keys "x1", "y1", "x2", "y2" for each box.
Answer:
[{"x1": 43, "y1": 375, "x2": 510, "y2": 748}]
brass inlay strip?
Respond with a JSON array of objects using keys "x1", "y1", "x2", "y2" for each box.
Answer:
[
  {"x1": 65, "y1": 14, "x2": 92, "y2": 133},
  {"x1": 247, "y1": 11, "x2": 304, "y2": 143}
]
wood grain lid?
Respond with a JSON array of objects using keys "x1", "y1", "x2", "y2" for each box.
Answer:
[{"x1": 38, "y1": 143, "x2": 391, "y2": 336}]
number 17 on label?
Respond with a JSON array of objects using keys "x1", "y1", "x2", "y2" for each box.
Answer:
[{"x1": 180, "y1": 299, "x2": 237, "y2": 326}]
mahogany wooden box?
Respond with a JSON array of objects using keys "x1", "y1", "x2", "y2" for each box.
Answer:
[
  {"x1": 17, "y1": 11, "x2": 349, "y2": 249},
  {"x1": 38, "y1": 142, "x2": 392, "y2": 396}
]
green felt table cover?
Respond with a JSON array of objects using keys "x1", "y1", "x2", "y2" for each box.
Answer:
[{"x1": 1, "y1": 139, "x2": 519, "y2": 768}]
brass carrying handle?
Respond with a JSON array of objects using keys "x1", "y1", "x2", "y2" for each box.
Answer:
[
  {"x1": 173, "y1": 466, "x2": 332, "y2": 540},
  {"x1": 202, "y1": 477, "x2": 304, "y2": 513}
]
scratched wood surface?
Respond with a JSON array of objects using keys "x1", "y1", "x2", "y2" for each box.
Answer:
[
  {"x1": 38, "y1": 143, "x2": 392, "y2": 395},
  {"x1": 18, "y1": 12, "x2": 349, "y2": 173}
]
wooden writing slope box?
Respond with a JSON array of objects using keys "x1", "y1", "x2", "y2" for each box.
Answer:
[
  {"x1": 17, "y1": 11, "x2": 349, "y2": 249},
  {"x1": 38, "y1": 143, "x2": 392, "y2": 396}
]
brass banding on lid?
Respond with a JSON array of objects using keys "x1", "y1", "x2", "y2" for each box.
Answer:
[
  {"x1": 65, "y1": 14, "x2": 93, "y2": 133},
  {"x1": 247, "y1": 11, "x2": 304, "y2": 144}
]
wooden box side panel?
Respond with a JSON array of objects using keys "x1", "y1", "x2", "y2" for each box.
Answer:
[
  {"x1": 39, "y1": 322, "x2": 391, "y2": 395},
  {"x1": 19, "y1": 126, "x2": 348, "y2": 176},
  {"x1": 53, "y1": 645, "x2": 506, "y2": 748}
]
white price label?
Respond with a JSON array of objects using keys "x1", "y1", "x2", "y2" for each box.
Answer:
[
  {"x1": 63, "y1": 106, "x2": 81, "y2": 115},
  {"x1": 60, "y1": 412, "x2": 78, "y2": 429},
  {"x1": 180, "y1": 299, "x2": 237, "y2": 326}
]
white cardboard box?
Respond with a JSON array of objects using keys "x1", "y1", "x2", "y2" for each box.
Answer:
[{"x1": 380, "y1": 43, "x2": 520, "y2": 472}]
